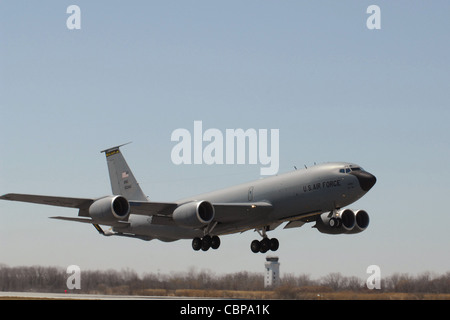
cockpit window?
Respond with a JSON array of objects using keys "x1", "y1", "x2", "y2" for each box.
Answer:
[{"x1": 340, "y1": 166, "x2": 363, "y2": 173}]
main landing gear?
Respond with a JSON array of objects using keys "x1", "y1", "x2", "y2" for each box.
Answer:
[
  {"x1": 250, "y1": 238, "x2": 279, "y2": 253},
  {"x1": 192, "y1": 235, "x2": 221, "y2": 251},
  {"x1": 250, "y1": 226, "x2": 279, "y2": 254},
  {"x1": 192, "y1": 222, "x2": 221, "y2": 252},
  {"x1": 191, "y1": 226, "x2": 279, "y2": 253}
]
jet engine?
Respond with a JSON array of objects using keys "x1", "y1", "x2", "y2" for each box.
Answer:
[
  {"x1": 346, "y1": 209, "x2": 370, "y2": 234},
  {"x1": 314, "y1": 209, "x2": 369, "y2": 235},
  {"x1": 89, "y1": 195, "x2": 130, "y2": 224},
  {"x1": 173, "y1": 201, "x2": 215, "y2": 228}
]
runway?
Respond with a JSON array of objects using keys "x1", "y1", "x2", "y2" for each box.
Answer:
[{"x1": 0, "y1": 291, "x2": 205, "y2": 300}]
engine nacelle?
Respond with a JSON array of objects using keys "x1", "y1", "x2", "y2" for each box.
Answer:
[
  {"x1": 346, "y1": 209, "x2": 370, "y2": 234},
  {"x1": 173, "y1": 201, "x2": 215, "y2": 228},
  {"x1": 89, "y1": 195, "x2": 130, "y2": 224},
  {"x1": 314, "y1": 209, "x2": 369, "y2": 235}
]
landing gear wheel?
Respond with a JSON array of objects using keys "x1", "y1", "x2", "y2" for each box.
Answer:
[
  {"x1": 260, "y1": 238, "x2": 270, "y2": 253},
  {"x1": 270, "y1": 238, "x2": 279, "y2": 251},
  {"x1": 329, "y1": 217, "x2": 342, "y2": 228},
  {"x1": 201, "y1": 235, "x2": 212, "y2": 251},
  {"x1": 250, "y1": 238, "x2": 280, "y2": 253},
  {"x1": 192, "y1": 235, "x2": 221, "y2": 251},
  {"x1": 211, "y1": 235, "x2": 221, "y2": 249},
  {"x1": 192, "y1": 237, "x2": 202, "y2": 251},
  {"x1": 251, "y1": 240, "x2": 261, "y2": 253},
  {"x1": 329, "y1": 218, "x2": 337, "y2": 228}
]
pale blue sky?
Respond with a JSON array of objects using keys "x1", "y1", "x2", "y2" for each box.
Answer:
[{"x1": 1, "y1": 1, "x2": 449, "y2": 281}]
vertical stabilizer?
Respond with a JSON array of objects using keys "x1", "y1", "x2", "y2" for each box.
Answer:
[{"x1": 101, "y1": 143, "x2": 148, "y2": 201}]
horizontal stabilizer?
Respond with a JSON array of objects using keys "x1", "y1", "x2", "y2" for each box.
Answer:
[
  {"x1": 50, "y1": 216, "x2": 94, "y2": 224},
  {"x1": 50, "y1": 216, "x2": 130, "y2": 227}
]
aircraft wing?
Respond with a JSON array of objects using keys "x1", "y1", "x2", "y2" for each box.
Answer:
[
  {"x1": 128, "y1": 200, "x2": 177, "y2": 216},
  {"x1": 0, "y1": 193, "x2": 94, "y2": 209},
  {"x1": 212, "y1": 202, "x2": 272, "y2": 223},
  {"x1": 283, "y1": 210, "x2": 322, "y2": 229},
  {"x1": 0, "y1": 193, "x2": 272, "y2": 226},
  {"x1": 0, "y1": 193, "x2": 178, "y2": 218},
  {"x1": 148, "y1": 201, "x2": 273, "y2": 226},
  {"x1": 0, "y1": 193, "x2": 175, "y2": 217},
  {"x1": 128, "y1": 201, "x2": 273, "y2": 220}
]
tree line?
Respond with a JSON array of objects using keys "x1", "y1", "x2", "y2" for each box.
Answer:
[{"x1": 1, "y1": 263, "x2": 449, "y2": 295}]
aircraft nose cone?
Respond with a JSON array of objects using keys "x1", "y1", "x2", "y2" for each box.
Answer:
[
  {"x1": 351, "y1": 171, "x2": 377, "y2": 191},
  {"x1": 359, "y1": 172, "x2": 377, "y2": 191}
]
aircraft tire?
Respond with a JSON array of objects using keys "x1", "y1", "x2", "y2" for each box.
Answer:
[
  {"x1": 329, "y1": 218, "x2": 337, "y2": 228},
  {"x1": 270, "y1": 238, "x2": 279, "y2": 251},
  {"x1": 260, "y1": 238, "x2": 270, "y2": 253},
  {"x1": 192, "y1": 237, "x2": 202, "y2": 251},
  {"x1": 201, "y1": 235, "x2": 212, "y2": 251},
  {"x1": 211, "y1": 235, "x2": 221, "y2": 249},
  {"x1": 251, "y1": 240, "x2": 261, "y2": 253}
]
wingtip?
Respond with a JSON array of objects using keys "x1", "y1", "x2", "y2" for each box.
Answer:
[{"x1": 0, "y1": 193, "x2": 11, "y2": 200}]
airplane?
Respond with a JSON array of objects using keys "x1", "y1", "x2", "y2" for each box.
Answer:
[{"x1": 0, "y1": 144, "x2": 376, "y2": 253}]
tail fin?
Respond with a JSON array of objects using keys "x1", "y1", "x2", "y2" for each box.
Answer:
[{"x1": 101, "y1": 143, "x2": 148, "y2": 201}]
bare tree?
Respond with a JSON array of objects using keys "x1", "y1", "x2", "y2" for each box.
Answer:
[{"x1": 1, "y1": 263, "x2": 449, "y2": 295}]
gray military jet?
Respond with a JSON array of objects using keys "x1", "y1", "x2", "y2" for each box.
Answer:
[{"x1": 0, "y1": 144, "x2": 376, "y2": 253}]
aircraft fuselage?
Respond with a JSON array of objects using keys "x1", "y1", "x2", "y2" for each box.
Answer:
[{"x1": 125, "y1": 162, "x2": 375, "y2": 241}]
